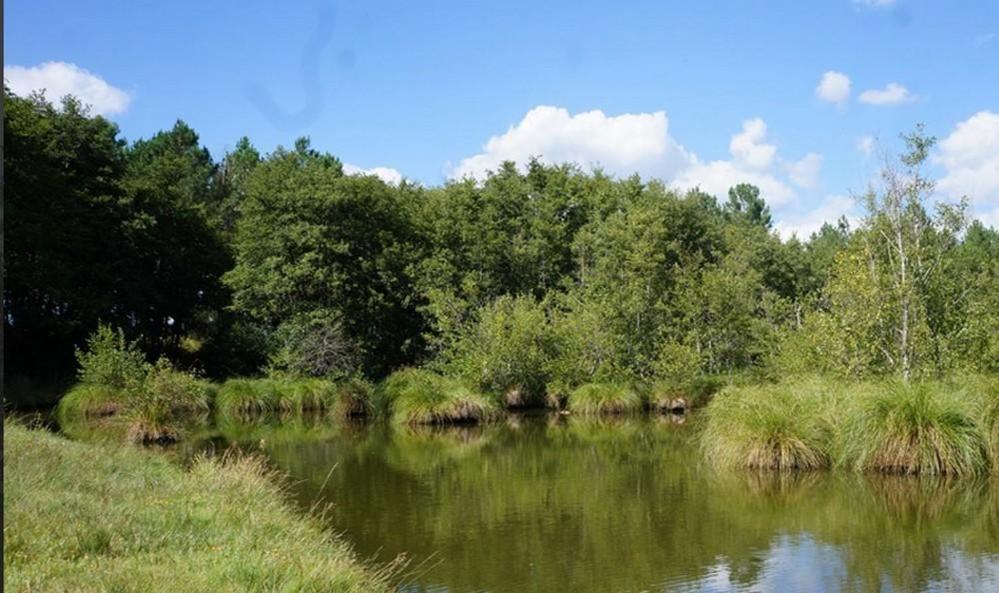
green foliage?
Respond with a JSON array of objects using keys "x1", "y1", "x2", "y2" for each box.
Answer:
[
  {"x1": 567, "y1": 383, "x2": 643, "y2": 415},
  {"x1": 74, "y1": 325, "x2": 150, "y2": 390},
  {"x1": 725, "y1": 183, "x2": 772, "y2": 228},
  {"x1": 838, "y1": 382, "x2": 987, "y2": 476},
  {"x1": 702, "y1": 380, "x2": 836, "y2": 471},
  {"x1": 444, "y1": 295, "x2": 561, "y2": 407},
  {"x1": 224, "y1": 139, "x2": 423, "y2": 376},
  {"x1": 6, "y1": 91, "x2": 998, "y2": 398},
  {"x1": 378, "y1": 369, "x2": 500, "y2": 425},
  {"x1": 267, "y1": 310, "x2": 359, "y2": 379}
]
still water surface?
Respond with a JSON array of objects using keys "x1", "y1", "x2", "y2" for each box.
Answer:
[{"x1": 197, "y1": 413, "x2": 998, "y2": 592}]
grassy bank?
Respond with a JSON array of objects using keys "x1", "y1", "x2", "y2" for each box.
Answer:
[
  {"x1": 3, "y1": 422, "x2": 394, "y2": 593},
  {"x1": 702, "y1": 377, "x2": 996, "y2": 475}
]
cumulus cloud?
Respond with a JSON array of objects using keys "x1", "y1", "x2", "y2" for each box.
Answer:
[
  {"x1": 786, "y1": 153, "x2": 824, "y2": 189},
  {"x1": 857, "y1": 135, "x2": 876, "y2": 156},
  {"x1": 675, "y1": 159, "x2": 796, "y2": 206},
  {"x1": 774, "y1": 195, "x2": 858, "y2": 240},
  {"x1": 343, "y1": 163, "x2": 404, "y2": 185},
  {"x1": 674, "y1": 117, "x2": 797, "y2": 206},
  {"x1": 452, "y1": 107, "x2": 821, "y2": 210},
  {"x1": 729, "y1": 118, "x2": 777, "y2": 169},
  {"x1": 858, "y1": 83, "x2": 914, "y2": 106},
  {"x1": 815, "y1": 71, "x2": 851, "y2": 104},
  {"x1": 935, "y1": 111, "x2": 999, "y2": 216},
  {"x1": 5, "y1": 61, "x2": 131, "y2": 116},
  {"x1": 449, "y1": 105, "x2": 693, "y2": 181}
]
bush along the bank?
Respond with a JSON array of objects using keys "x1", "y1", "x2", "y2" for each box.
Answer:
[
  {"x1": 58, "y1": 325, "x2": 214, "y2": 444},
  {"x1": 702, "y1": 380, "x2": 836, "y2": 472},
  {"x1": 215, "y1": 376, "x2": 375, "y2": 419},
  {"x1": 378, "y1": 368, "x2": 500, "y2": 425}
]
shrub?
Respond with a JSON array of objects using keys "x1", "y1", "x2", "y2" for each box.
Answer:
[
  {"x1": 702, "y1": 381, "x2": 835, "y2": 471},
  {"x1": 379, "y1": 368, "x2": 500, "y2": 425},
  {"x1": 566, "y1": 383, "x2": 643, "y2": 415},
  {"x1": 444, "y1": 296, "x2": 560, "y2": 407},
  {"x1": 125, "y1": 359, "x2": 214, "y2": 444},
  {"x1": 268, "y1": 310, "x2": 360, "y2": 379},
  {"x1": 74, "y1": 324, "x2": 149, "y2": 390},
  {"x1": 838, "y1": 382, "x2": 987, "y2": 476}
]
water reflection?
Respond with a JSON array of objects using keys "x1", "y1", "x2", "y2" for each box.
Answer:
[{"x1": 79, "y1": 412, "x2": 999, "y2": 592}]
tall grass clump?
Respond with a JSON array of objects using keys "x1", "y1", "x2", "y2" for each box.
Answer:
[
  {"x1": 566, "y1": 383, "x2": 643, "y2": 415},
  {"x1": 702, "y1": 382, "x2": 834, "y2": 471},
  {"x1": 379, "y1": 368, "x2": 500, "y2": 425},
  {"x1": 215, "y1": 377, "x2": 374, "y2": 418},
  {"x1": 4, "y1": 421, "x2": 394, "y2": 592},
  {"x1": 838, "y1": 382, "x2": 987, "y2": 477},
  {"x1": 56, "y1": 383, "x2": 123, "y2": 419}
]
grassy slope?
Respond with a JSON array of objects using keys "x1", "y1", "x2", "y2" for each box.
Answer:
[{"x1": 3, "y1": 423, "x2": 392, "y2": 593}]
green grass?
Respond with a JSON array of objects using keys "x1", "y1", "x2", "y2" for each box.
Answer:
[
  {"x1": 566, "y1": 383, "x2": 643, "y2": 415},
  {"x1": 701, "y1": 379, "x2": 836, "y2": 471},
  {"x1": 56, "y1": 383, "x2": 124, "y2": 419},
  {"x1": 378, "y1": 368, "x2": 500, "y2": 425},
  {"x1": 215, "y1": 378, "x2": 374, "y2": 419},
  {"x1": 3, "y1": 422, "x2": 395, "y2": 593},
  {"x1": 838, "y1": 381, "x2": 987, "y2": 477}
]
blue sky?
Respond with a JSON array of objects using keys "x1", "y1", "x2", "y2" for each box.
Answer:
[{"x1": 6, "y1": 0, "x2": 999, "y2": 235}]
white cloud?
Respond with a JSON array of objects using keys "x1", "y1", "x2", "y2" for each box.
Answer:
[
  {"x1": 858, "y1": 83, "x2": 914, "y2": 106},
  {"x1": 786, "y1": 153, "x2": 824, "y2": 189},
  {"x1": 449, "y1": 105, "x2": 694, "y2": 180},
  {"x1": 774, "y1": 195, "x2": 858, "y2": 240},
  {"x1": 857, "y1": 135, "x2": 876, "y2": 156},
  {"x1": 4, "y1": 61, "x2": 131, "y2": 116},
  {"x1": 452, "y1": 107, "x2": 818, "y2": 209},
  {"x1": 935, "y1": 111, "x2": 999, "y2": 216},
  {"x1": 675, "y1": 159, "x2": 796, "y2": 206},
  {"x1": 343, "y1": 163, "x2": 404, "y2": 185},
  {"x1": 673, "y1": 116, "x2": 797, "y2": 206},
  {"x1": 729, "y1": 118, "x2": 777, "y2": 169},
  {"x1": 815, "y1": 71, "x2": 851, "y2": 105}
]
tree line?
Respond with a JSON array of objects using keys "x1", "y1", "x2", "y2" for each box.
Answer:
[{"x1": 5, "y1": 89, "x2": 998, "y2": 405}]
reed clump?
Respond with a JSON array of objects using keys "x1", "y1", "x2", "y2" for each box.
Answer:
[
  {"x1": 838, "y1": 382, "x2": 987, "y2": 477},
  {"x1": 566, "y1": 383, "x2": 643, "y2": 415},
  {"x1": 215, "y1": 377, "x2": 375, "y2": 419},
  {"x1": 702, "y1": 380, "x2": 836, "y2": 471},
  {"x1": 378, "y1": 368, "x2": 500, "y2": 425}
]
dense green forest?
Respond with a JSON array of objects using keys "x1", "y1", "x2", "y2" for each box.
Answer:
[{"x1": 5, "y1": 88, "x2": 999, "y2": 407}]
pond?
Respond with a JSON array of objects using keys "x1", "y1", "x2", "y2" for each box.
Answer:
[{"x1": 173, "y1": 412, "x2": 999, "y2": 593}]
